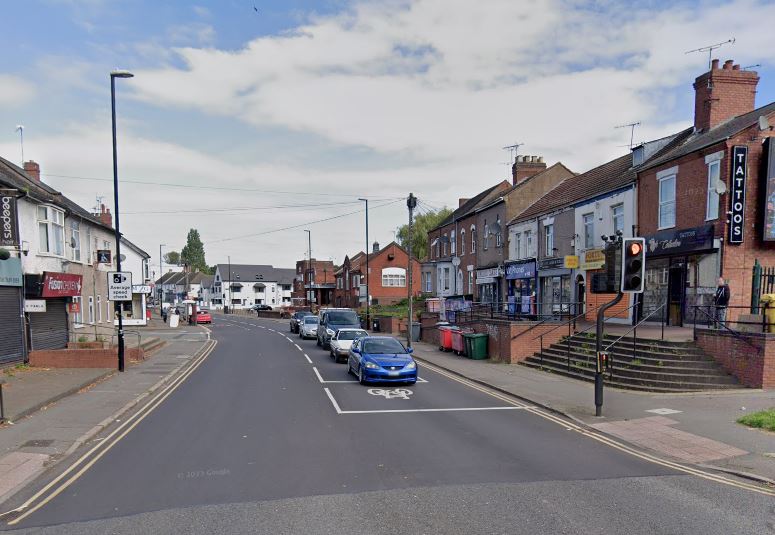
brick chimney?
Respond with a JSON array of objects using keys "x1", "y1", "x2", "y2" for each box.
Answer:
[
  {"x1": 372, "y1": 241, "x2": 380, "y2": 253},
  {"x1": 458, "y1": 198, "x2": 470, "y2": 208},
  {"x1": 693, "y1": 59, "x2": 759, "y2": 132},
  {"x1": 512, "y1": 155, "x2": 546, "y2": 185},
  {"x1": 95, "y1": 204, "x2": 113, "y2": 227},
  {"x1": 23, "y1": 161, "x2": 40, "y2": 182}
]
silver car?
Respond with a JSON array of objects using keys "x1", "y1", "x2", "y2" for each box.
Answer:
[
  {"x1": 299, "y1": 316, "x2": 319, "y2": 340},
  {"x1": 329, "y1": 328, "x2": 369, "y2": 363}
]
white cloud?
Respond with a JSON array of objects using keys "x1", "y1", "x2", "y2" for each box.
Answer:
[{"x1": 0, "y1": 75, "x2": 36, "y2": 108}]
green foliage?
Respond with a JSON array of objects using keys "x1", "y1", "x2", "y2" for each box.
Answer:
[
  {"x1": 737, "y1": 408, "x2": 775, "y2": 432},
  {"x1": 181, "y1": 229, "x2": 208, "y2": 273},
  {"x1": 396, "y1": 207, "x2": 453, "y2": 260},
  {"x1": 164, "y1": 251, "x2": 181, "y2": 265}
]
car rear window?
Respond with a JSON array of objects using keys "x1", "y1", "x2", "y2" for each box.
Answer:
[
  {"x1": 304, "y1": 317, "x2": 319, "y2": 324},
  {"x1": 363, "y1": 338, "x2": 406, "y2": 354},
  {"x1": 337, "y1": 330, "x2": 368, "y2": 340},
  {"x1": 327, "y1": 311, "x2": 359, "y2": 324}
]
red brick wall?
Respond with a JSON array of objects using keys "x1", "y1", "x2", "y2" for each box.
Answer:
[
  {"x1": 695, "y1": 330, "x2": 774, "y2": 388},
  {"x1": 30, "y1": 347, "x2": 145, "y2": 368},
  {"x1": 367, "y1": 243, "x2": 422, "y2": 306},
  {"x1": 693, "y1": 61, "x2": 759, "y2": 132},
  {"x1": 584, "y1": 277, "x2": 633, "y2": 321}
]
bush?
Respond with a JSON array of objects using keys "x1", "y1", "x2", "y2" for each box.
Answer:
[{"x1": 737, "y1": 408, "x2": 775, "y2": 432}]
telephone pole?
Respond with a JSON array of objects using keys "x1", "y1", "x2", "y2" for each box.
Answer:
[{"x1": 407, "y1": 193, "x2": 417, "y2": 348}]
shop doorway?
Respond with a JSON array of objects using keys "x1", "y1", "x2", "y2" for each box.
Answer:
[
  {"x1": 576, "y1": 275, "x2": 585, "y2": 316},
  {"x1": 667, "y1": 264, "x2": 686, "y2": 326}
]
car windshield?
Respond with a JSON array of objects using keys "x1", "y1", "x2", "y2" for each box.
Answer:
[
  {"x1": 304, "y1": 317, "x2": 319, "y2": 324},
  {"x1": 363, "y1": 338, "x2": 406, "y2": 354},
  {"x1": 327, "y1": 311, "x2": 359, "y2": 324},
  {"x1": 337, "y1": 330, "x2": 368, "y2": 340}
]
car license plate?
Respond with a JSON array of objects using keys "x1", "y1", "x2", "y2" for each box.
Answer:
[{"x1": 388, "y1": 371, "x2": 400, "y2": 377}]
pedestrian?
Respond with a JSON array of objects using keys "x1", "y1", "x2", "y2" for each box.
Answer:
[
  {"x1": 714, "y1": 277, "x2": 730, "y2": 328},
  {"x1": 161, "y1": 307, "x2": 168, "y2": 323}
]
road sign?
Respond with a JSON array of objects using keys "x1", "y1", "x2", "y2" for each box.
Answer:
[
  {"x1": 97, "y1": 249, "x2": 112, "y2": 264},
  {"x1": 108, "y1": 271, "x2": 133, "y2": 301}
]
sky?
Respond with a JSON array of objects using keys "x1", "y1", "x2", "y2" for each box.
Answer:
[{"x1": 1, "y1": 0, "x2": 774, "y2": 277}]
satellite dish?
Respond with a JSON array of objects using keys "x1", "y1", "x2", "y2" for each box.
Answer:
[
  {"x1": 0, "y1": 248, "x2": 10, "y2": 260},
  {"x1": 714, "y1": 180, "x2": 727, "y2": 195},
  {"x1": 119, "y1": 254, "x2": 126, "y2": 262},
  {"x1": 759, "y1": 115, "x2": 771, "y2": 131},
  {"x1": 452, "y1": 256, "x2": 461, "y2": 267}
]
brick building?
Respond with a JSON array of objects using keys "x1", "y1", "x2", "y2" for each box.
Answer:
[
  {"x1": 637, "y1": 59, "x2": 775, "y2": 326},
  {"x1": 292, "y1": 258, "x2": 336, "y2": 306}
]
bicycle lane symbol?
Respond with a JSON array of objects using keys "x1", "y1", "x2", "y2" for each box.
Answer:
[{"x1": 367, "y1": 388, "x2": 413, "y2": 400}]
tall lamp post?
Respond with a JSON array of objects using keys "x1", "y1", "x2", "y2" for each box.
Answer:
[
  {"x1": 158, "y1": 243, "x2": 165, "y2": 314},
  {"x1": 110, "y1": 69, "x2": 133, "y2": 372},
  {"x1": 358, "y1": 198, "x2": 370, "y2": 329},
  {"x1": 304, "y1": 230, "x2": 312, "y2": 307}
]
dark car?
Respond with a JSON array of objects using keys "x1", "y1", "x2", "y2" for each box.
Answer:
[
  {"x1": 347, "y1": 336, "x2": 417, "y2": 385},
  {"x1": 251, "y1": 304, "x2": 273, "y2": 312},
  {"x1": 290, "y1": 311, "x2": 314, "y2": 333},
  {"x1": 317, "y1": 308, "x2": 361, "y2": 349}
]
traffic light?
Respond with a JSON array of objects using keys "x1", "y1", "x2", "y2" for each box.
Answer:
[{"x1": 621, "y1": 238, "x2": 646, "y2": 293}]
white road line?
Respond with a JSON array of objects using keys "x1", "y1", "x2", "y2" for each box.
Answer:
[
  {"x1": 337, "y1": 406, "x2": 532, "y2": 415},
  {"x1": 294, "y1": 344, "x2": 302, "y2": 351},
  {"x1": 285, "y1": 336, "x2": 293, "y2": 342},
  {"x1": 312, "y1": 367, "x2": 358, "y2": 384},
  {"x1": 268, "y1": 329, "x2": 276, "y2": 332},
  {"x1": 324, "y1": 388, "x2": 343, "y2": 414},
  {"x1": 303, "y1": 354, "x2": 312, "y2": 364},
  {"x1": 313, "y1": 367, "x2": 324, "y2": 383},
  {"x1": 258, "y1": 326, "x2": 266, "y2": 329}
]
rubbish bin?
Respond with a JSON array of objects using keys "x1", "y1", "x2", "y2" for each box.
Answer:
[
  {"x1": 452, "y1": 328, "x2": 473, "y2": 355},
  {"x1": 761, "y1": 294, "x2": 775, "y2": 333},
  {"x1": 438, "y1": 325, "x2": 456, "y2": 352},
  {"x1": 464, "y1": 333, "x2": 488, "y2": 359},
  {"x1": 411, "y1": 322, "x2": 421, "y2": 342},
  {"x1": 372, "y1": 318, "x2": 380, "y2": 332}
]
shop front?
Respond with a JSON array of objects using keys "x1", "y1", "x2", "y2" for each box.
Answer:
[
  {"x1": 0, "y1": 257, "x2": 26, "y2": 365},
  {"x1": 505, "y1": 260, "x2": 536, "y2": 316},
  {"x1": 476, "y1": 266, "x2": 503, "y2": 304},
  {"x1": 24, "y1": 271, "x2": 82, "y2": 350},
  {"x1": 538, "y1": 257, "x2": 572, "y2": 316},
  {"x1": 641, "y1": 224, "x2": 718, "y2": 326}
]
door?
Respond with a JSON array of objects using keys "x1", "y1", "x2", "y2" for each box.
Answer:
[
  {"x1": 576, "y1": 275, "x2": 586, "y2": 316},
  {"x1": 29, "y1": 298, "x2": 68, "y2": 350},
  {"x1": 667, "y1": 263, "x2": 686, "y2": 326},
  {"x1": 0, "y1": 287, "x2": 25, "y2": 365}
]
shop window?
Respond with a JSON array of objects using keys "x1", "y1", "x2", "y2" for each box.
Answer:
[
  {"x1": 611, "y1": 204, "x2": 624, "y2": 234},
  {"x1": 658, "y1": 175, "x2": 676, "y2": 229},
  {"x1": 38, "y1": 205, "x2": 65, "y2": 256},
  {"x1": 706, "y1": 160, "x2": 721, "y2": 220},
  {"x1": 583, "y1": 213, "x2": 594, "y2": 249}
]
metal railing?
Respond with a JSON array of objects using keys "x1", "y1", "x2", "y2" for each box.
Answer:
[
  {"x1": 455, "y1": 300, "x2": 583, "y2": 324},
  {"x1": 601, "y1": 301, "x2": 667, "y2": 378},
  {"x1": 690, "y1": 304, "x2": 773, "y2": 334},
  {"x1": 691, "y1": 306, "x2": 762, "y2": 353}
]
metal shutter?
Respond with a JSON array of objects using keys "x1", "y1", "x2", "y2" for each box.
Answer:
[
  {"x1": 29, "y1": 298, "x2": 68, "y2": 351},
  {"x1": 0, "y1": 287, "x2": 25, "y2": 365}
]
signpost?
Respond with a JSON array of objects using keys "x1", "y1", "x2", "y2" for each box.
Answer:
[
  {"x1": 97, "y1": 250, "x2": 112, "y2": 264},
  {"x1": 108, "y1": 271, "x2": 133, "y2": 301}
]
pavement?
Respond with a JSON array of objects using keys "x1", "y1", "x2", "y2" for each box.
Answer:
[
  {"x1": 0, "y1": 314, "x2": 771, "y2": 534},
  {"x1": 409, "y1": 340, "x2": 775, "y2": 483}
]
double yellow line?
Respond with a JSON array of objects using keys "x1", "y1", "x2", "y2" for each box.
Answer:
[
  {"x1": 422, "y1": 361, "x2": 775, "y2": 497},
  {"x1": 2, "y1": 339, "x2": 218, "y2": 526}
]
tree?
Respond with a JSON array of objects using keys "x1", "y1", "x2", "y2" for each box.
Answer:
[
  {"x1": 181, "y1": 228, "x2": 208, "y2": 273},
  {"x1": 164, "y1": 251, "x2": 181, "y2": 265},
  {"x1": 396, "y1": 207, "x2": 453, "y2": 260}
]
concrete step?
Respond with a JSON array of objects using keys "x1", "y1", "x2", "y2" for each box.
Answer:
[
  {"x1": 542, "y1": 344, "x2": 721, "y2": 368},
  {"x1": 539, "y1": 348, "x2": 728, "y2": 374}
]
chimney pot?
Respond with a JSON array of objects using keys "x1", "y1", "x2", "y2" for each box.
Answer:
[
  {"x1": 711, "y1": 59, "x2": 720, "y2": 70},
  {"x1": 538, "y1": 156, "x2": 544, "y2": 163},
  {"x1": 693, "y1": 58, "x2": 759, "y2": 131},
  {"x1": 372, "y1": 241, "x2": 379, "y2": 253},
  {"x1": 23, "y1": 161, "x2": 41, "y2": 182},
  {"x1": 732, "y1": 64, "x2": 740, "y2": 71},
  {"x1": 723, "y1": 59, "x2": 733, "y2": 70}
]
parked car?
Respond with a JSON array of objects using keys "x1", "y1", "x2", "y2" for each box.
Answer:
[
  {"x1": 329, "y1": 328, "x2": 369, "y2": 363},
  {"x1": 347, "y1": 336, "x2": 417, "y2": 385},
  {"x1": 317, "y1": 308, "x2": 361, "y2": 349},
  {"x1": 252, "y1": 304, "x2": 273, "y2": 312},
  {"x1": 299, "y1": 316, "x2": 319, "y2": 340},
  {"x1": 195, "y1": 309, "x2": 212, "y2": 324},
  {"x1": 290, "y1": 311, "x2": 314, "y2": 333}
]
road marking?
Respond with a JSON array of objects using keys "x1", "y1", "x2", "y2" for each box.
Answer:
[
  {"x1": 285, "y1": 336, "x2": 293, "y2": 342},
  {"x1": 337, "y1": 406, "x2": 531, "y2": 415},
  {"x1": 645, "y1": 408, "x2": 683, "y2": 415},
  {"x1": 303, "y1": 354, "x2": 312, "y2": 364},
  {"x1": 294, "y1": 344, "x2": 302, "y2": 351},
  {"x1": 367, "y1": 388, "x2": 412, "y2": 400},
  {"x1": 324, "y1": 388, "x2": 343, "y2": 414},
  {"x1": 3, "y1": 340, "x2": 219, "y2": 525}
]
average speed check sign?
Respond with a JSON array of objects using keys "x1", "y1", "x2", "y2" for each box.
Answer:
[{"x1": 108, "y1": 271, "x2": 133, "y2": 301}]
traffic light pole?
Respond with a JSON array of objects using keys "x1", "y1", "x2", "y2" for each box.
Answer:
[{"x1": 595, "y1": 290, "x2": 622, "y2": 417}]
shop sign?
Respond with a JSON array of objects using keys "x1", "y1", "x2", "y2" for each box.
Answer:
[
  {"x1": 538, "y1": 257, "x2": 563, "y2": 270},
  {"x1": 97, "y1": 249, "x2": 112, "y2": 264},
  {"x1": 0, "y1": 257, "x2": 22, "y2": 287},
  {"x1": 644, "y1": 224, "x2": 714, "y2": 257},
  {"x1": 69, "y1": 302, "x2": 80, "y2": 313},
  {"x1": 0, "y1": 189, "x2": 19, "y2": 247},
  {"x1": 41, "y1": 272, "x2": 82, "y2": 297},
  {"x1": 564, "y1": 255, "x2": 579, "y2": 269},
  {"x1": 581, "y1": 249, "x2": 606, "y2": 270},
  {"x1": 476, "y1": 267, "x2": 502, "y2": 279},
  {"x1": 728, "y1": 145, "x2": 747, "y2": 244},
  {"x1": 132, "y1": 285, "x2": 151, "y2": 294},
  {"x1": 505, "y1": 261, "x2": 536, "y2": 280},
  {"x1": 24, "y1": 299, "x2": 46, "y2": 312},
  {"x1": 762, "y1": 138, "x2": 775, "y2": 241}
]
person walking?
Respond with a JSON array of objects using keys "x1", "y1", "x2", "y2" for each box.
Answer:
[{"x1": 714, "y1": 277, "x2": 731, "y2": 328}]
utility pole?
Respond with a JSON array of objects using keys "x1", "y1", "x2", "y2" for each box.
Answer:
[
  {"x1": 305, "y1": 230, "x2": 312, "y2": 308},
  {"x1": 407, "y1": 193, "x2": 417, "y2": 348},
  {"x1": 359, "y1": 198, "x2": 369, "y2": 329},
  {"x1": 159, "y1": 244, "x2": 165, "y2": 313},
  {"x1": 228, "y1": 255, "x2": 232, "y2": 314}
]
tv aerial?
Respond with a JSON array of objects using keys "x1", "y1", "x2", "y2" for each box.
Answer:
[
  {"x1": 615, "y1": 122, "x2": 641, "y2": 150},
  {"x1": 685, "y1": 38, "x2": 735, "y2": 69}
]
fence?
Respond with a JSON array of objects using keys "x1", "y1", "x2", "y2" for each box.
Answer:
[{"x1": 751, "y1": 259, "x2": 775, "y2": 313}]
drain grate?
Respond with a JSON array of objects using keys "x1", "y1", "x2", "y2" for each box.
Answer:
[{"x1": 21, "y1": 439, "x2": 54, "y2": 448}]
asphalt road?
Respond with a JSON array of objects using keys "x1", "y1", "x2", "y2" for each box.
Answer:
[{"x1": 5, "y1": 315, "x2": 774, "y2": 534}]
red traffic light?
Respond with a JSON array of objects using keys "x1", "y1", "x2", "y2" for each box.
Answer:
[{"x1": 628, "y1": 242, "x2": 642, "y2": 256}]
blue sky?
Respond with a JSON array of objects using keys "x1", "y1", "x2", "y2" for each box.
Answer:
[{"x1": 1, "y1": 0, "x2": 774, "y2": 272}]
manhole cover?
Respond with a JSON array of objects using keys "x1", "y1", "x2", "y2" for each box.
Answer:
[{"x1": 21, "y1": 439, "x2": 54, "y2": 448}]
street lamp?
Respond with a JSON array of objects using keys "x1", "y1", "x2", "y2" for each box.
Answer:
[
  {"x1": 304, "y1": 230, "x2": 312, "y2": 307},
  {"x1": 111, "y1": 69, "x2": 133, "y2": 373},
  {"x1": 159, "y1": 243, "x2": 165, "y2": 313},
  {"x1": 358, "y1": 198, "x2": 369, "y2": 329}
]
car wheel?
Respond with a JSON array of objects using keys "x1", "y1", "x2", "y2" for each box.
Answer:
[{"x1": 358, "y1": 366, "x2": 367, "y2": 385}]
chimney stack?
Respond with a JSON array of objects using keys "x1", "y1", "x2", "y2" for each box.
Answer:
[
  {"x1": 23, "y1": 161, "x2": 40, "y2": 182},
  {"x1": 512, "y1": 155, "x2": 547, "y2": 185},
  {"x1": 372, "y1": 241, "x2": 380, "y2": 253},
  {"x1": 95, "y1": 203, "x2": 113, "y2": 227},
  {"x1": 693, "y1": 59, "x2": 759, "y2": 132}
]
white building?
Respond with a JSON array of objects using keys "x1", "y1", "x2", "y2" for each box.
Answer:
[
  {"x1": 212, "y1": 264, "x2": 295, "y2": 310},
  {"x1": 120, "y1": 237, "x2": 152, "y2": 326}
]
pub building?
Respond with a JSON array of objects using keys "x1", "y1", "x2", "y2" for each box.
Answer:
[{"x1": 636, "y1": 59, "x2": 775, "y2": 325}]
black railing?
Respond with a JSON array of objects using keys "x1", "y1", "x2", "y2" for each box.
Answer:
[
  {"x1": 454, "y1": 300, "x2": 583, "y2": 324},
  {"x1": 600, "y1": 301, "x2": 667, "y2": 378},
  {"x1": 691, "y1": 305, "x2": 763, "y2": 353},
  {"x1": 690, "y1": 304, "x2": 774, "y2": 334}
]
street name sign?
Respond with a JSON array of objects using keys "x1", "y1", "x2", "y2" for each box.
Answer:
[{"x1": 108, "y1": 271, "x2": 133, "y2": 301}]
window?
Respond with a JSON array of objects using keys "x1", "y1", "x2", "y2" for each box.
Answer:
[
  {"x1": 450, "y1": 230, "x2": 456, "y2": 255},
  {"x1": 706, "y1": 160, "x2": 721, "y2": 220},
  {"x1": 495, "y1": 217, "x2": 502, "y2": 247},
  {"x1": 353, "y1": 274, "x2": 360, "y2": 288},
  {"x1": 435, "y1": 239, "x2": 440, "y2": 258},
  {"x1": 86, "y1": 228, "x2": 92, "y2": 265},
  {"x1": 424, "y1": 272, "x2": 432, "y2": 292},
  {"x1": 72, "y1": 296, "x2": 83, "y2": 326},
  {"x1": 443, "y1": 268, "x2": 450, "y2": 290},
  {"x1": 470, "y1": 226, "x2": 476, "y2": 254},
  {"x1": 382, "y1": 267, "x2": 406, "y2": 287},
  {"x1": 69, "y1": 220, "x2": 81, "y2": 262},
  {"x1": 514, "y1": 233, "x2": 522, "y2": 259},
  {"x1": 468, "y1": 270, "x2": 473, "y2": 292},
  {"x1": 37, "y1": 206, "x2": 65, "y2": 255},
  {"x1": 97, "y1": 296, "x2": 102, "y2": 323},
  {"x1": 442, "y1": 234, "x2": 448, "y2": 257},
  {"x1": 88, "y1": 296, "x2": 94, "y2": 324},
  {"x1": 545, "y1": 224, "x2": 554, "y2": 256},
  {"x1": 611, "y1": 204, "x2": 624, "y2": 235},
  {"x1": 107, "y1": 299, "x2": 112, "y2": 323},
  {"x1": 583, "y1": 213, "x2": 594, "y2": 249},
  {"x1": 460, "y1": 230, "x2": 465, "y2": 256},
  {"x1": 524, "y1": 230, "x2": 532, "y2": 258},
  {"x1": 483, "y1": 222, "x2": 489, "y2": 250},
  {"x1": 659, "y1": 175, "x2": 676, "y2": 229}
]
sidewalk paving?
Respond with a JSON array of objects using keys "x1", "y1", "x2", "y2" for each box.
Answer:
[{"x1": 410, "y1": 340, "x2": 775, "y2": 482}]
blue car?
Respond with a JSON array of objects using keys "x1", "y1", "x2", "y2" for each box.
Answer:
[{"x1": 347, "y1": 336, "x2": 418, "y2": 385}]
